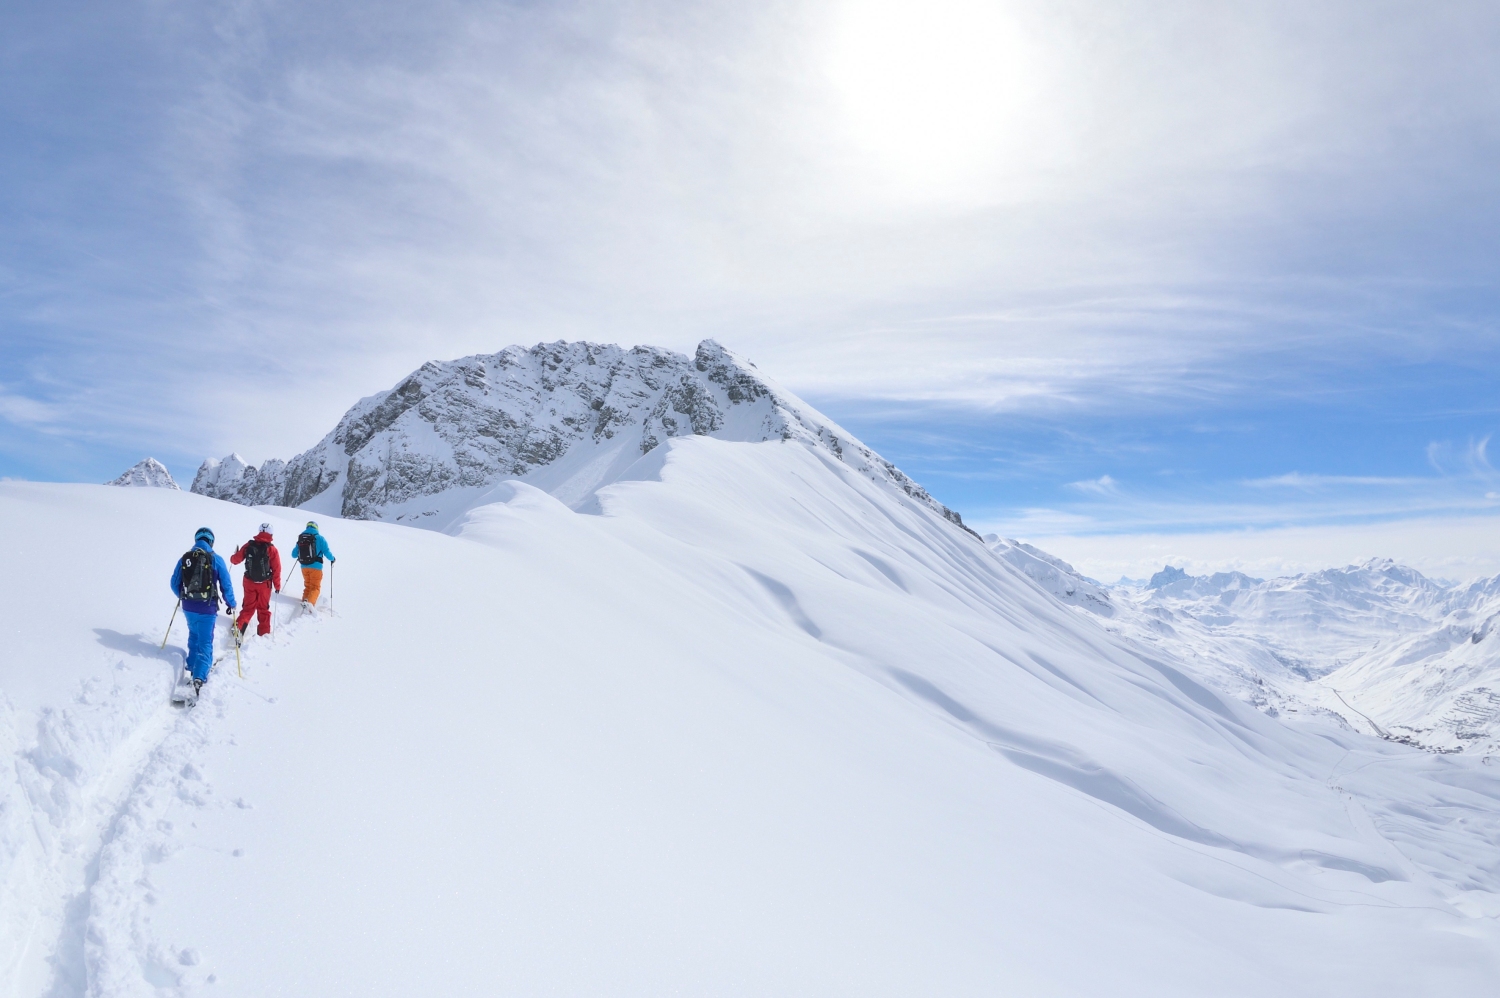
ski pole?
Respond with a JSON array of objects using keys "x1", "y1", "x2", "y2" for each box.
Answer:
[
  {"x1": 233, "y1": 619, "x2": 243, "y2": 679},
  {"x1": 160, "y1": 600, "x2": 180, "y2": 649},
  {"x1": 329, "y1": 561, "x2": 334, "y2": 609}
]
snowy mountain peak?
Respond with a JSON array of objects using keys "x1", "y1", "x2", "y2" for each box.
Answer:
[
  {"x1": 1145, "y1": 565, "x2": 1263, "y2": 599},
  {"x1": 191, "y1": 339, "x2": 974, "y2": 534},
  {"x1": 190, "y1": 453, "x2": 252, "y2": 494},
  {"x1": 1147, "y1": 565, "x2": 1188, "y2": 589},
  {"x1": 106, "y1": 458, "x2": 179, "y2": 489}
]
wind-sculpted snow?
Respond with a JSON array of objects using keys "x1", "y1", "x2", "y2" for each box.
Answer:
[
  {"x1": 192, "y1": 339, "x2": 973, "y2": 533},
  {"x1": 7, "y1": 447, "x2": 1500, "y2": 995},
  {"x1": 106, "y1": 458, "x2": 179, "y2": 489},
  {"x1": 984, "y1": 534, "x2": 1115, "y2": 617}
]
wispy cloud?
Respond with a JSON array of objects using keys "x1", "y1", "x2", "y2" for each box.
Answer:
[
  {"x1": 1067, "y1": 474, "x2": 1119, "y2": 495},
  {"x1": 0, "y1": 390, "x2": 57, "y2": 428},
  {"x1": 968, "y1": 431, "x2": 1500, "y2": 541},
  {"x1": 1027, "y1": 514, "x2": 1500, "y2": 586},
  {"x1": 1242, "y1": 472, "x2": 1423, "y2": 489}
]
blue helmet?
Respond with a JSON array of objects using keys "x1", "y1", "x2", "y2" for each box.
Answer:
[{"x1": 194, "y1": 527, "x2": 214, "y2": 546}]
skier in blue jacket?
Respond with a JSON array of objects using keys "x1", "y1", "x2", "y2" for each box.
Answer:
[{"x1": 169, "y1": 527, "x2": 237, "y2": 692}]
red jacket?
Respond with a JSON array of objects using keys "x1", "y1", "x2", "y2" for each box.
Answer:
[{"x1": 231, "y1": 532, "x2": 283, "y2": 591}]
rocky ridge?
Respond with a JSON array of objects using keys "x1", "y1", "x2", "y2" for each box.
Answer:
[{"x1": 192, "y1": 339, "x2": 974, "y2": 534}]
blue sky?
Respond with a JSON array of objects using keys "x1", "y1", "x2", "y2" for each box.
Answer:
[{"x1": 4, "y1": 0, "x2": 1499, "y2": 576}]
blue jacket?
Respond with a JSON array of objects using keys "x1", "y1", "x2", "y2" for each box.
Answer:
[
  {"x1": 170, "y1": 537, "x2": 236, "y2": 614},
  {"x1": 293, "y1": 525, "x2": 336, "y2": 568}
]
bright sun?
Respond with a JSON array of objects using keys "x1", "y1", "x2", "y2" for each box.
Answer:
[{"x1": 823, "y1": 0, "x2": 1062, "y2": 204}]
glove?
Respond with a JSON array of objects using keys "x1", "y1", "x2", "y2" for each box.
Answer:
[{"x1": 224, "y1": 604, "x2": 235, "y2": 616}]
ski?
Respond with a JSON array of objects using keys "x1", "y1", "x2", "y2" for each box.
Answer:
[{"x1": 170, "y1": 668, "x2": 199, "y2": 707}]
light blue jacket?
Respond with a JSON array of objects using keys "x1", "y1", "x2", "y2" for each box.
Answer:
[{"x1": 293, "y1": 525, "x2": 336, "y2": 568}]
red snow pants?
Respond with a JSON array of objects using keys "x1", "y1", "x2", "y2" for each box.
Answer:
[{"x1": 237, "y1": 578, "x2": 275, "y2": 635}]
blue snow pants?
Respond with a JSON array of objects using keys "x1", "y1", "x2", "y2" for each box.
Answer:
[{"x1": 185, "y1": 609, "x2": 217, "y2": 682}]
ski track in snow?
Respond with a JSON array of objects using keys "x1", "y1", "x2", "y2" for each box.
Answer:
[{"x1": 3, "y1": 594, "x2": 319, "y2": 996}]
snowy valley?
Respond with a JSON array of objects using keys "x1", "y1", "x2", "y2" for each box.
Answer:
[
  {"x1": 990, "y1": 540, "x2": 1500, "y2": 756},
  {"x1": 4, "y1": 340, "x2": 1500, "y2": 995}
]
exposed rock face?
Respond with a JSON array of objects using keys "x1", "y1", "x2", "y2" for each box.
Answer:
[
  {"x1": 106, "y1": 458, "x2": 179, "y2": 489},
  {"x1": 192, "y1": 339, "x2": 975, "y2": 534},
  {"x1": 191, "y1": 454, "x2": 288, "y2": 506}
]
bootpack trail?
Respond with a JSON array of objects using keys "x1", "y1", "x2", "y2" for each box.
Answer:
[
  {"x1": 8, "y1": 588, "x2": 322, "y2": 990},
  {"x1": 0, "y1": 486, "x2": 333, "y2": 996}
]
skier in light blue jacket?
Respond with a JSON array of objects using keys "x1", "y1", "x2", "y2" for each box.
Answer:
[{"x1": 292, "y1": 521, "x2": 336, "y2": 610}]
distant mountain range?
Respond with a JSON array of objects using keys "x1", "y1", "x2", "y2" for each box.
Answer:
[
  {"x1": 1141, "y1": 559, "x2": 1500, "y2": 754},
  {"x1": 1000, "y1": 551, "x2": 1500, "y2": 755}
]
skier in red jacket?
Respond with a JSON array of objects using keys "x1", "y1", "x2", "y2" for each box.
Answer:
[{"x1": 230, "y1": 523, "x2": 282, "y2": 636}]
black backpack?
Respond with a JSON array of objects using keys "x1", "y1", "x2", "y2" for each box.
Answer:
[
  {"x1": 243, "y1": 540, "x2": 272, "y2": 583},
  {"x1": 297, "y1": 531, "x2": 318, "y2": 563},
  {"x1": 178, "y1": 548, "x2": 215, "y2": 602}
]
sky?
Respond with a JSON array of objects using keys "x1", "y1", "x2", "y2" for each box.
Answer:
[{"x1": 3, "y1": 0, "x2": 1499, "y2": 579}]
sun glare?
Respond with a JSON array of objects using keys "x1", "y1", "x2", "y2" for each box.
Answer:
[{"x1": 824, "y1": 0, "x2": 1062, "y2": 205}]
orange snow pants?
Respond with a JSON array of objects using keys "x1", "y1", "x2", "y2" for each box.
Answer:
[{"x1": 301, "y1": 566, "x2": 323, "y2": 606}]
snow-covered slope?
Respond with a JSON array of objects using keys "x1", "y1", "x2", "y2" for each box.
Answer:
[
  {"x1": 5, "y1": 439, "x2": 1500, "y2": 996},
  {"x1": 1321, "y1": 579, "x2": 1500, "y2": 752},
  {"x1": 984, "y1": 534, "x2": 1115, "y2": 617},
  {"x1": 106, "y1": 458, "x2": 178, "y2": 489},
  {"x1": 192, "y1": 339, "x2": 971, "y2": 534}
]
